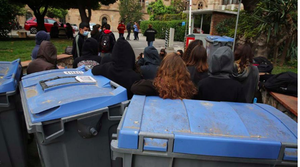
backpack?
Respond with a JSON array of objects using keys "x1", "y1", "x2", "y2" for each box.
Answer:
[
  {"x1": 100, "y1": 33, "x2": 111, "y2": 52},
  {"x1": 65, "y1": 46, "x2": 72, "y2": 55},
  {"x1": 253, "y1": 57, "x2": 273, "y2": 73},
  {"x1": 264, "y1": 72, "x2": 297, "y2": 97}
]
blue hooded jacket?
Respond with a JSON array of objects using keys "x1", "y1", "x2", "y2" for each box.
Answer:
[{"x1": 31, "y1": 30, "x2": 50, "y2": 60}]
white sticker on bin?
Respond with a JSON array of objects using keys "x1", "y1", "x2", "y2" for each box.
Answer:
[
  {"x1": 64, "y1": 71, "x2": 84, "y2": 75},
  {"x1": 75, "y1": 76, "x2": 96, "y2": 83}
]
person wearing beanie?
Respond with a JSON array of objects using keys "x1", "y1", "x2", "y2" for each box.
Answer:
[
  {"x1": 196, "y1": 46, "x2": 246, "y2": 102},
  {"x1": 92, "y1": 37, "x2": 141, "y2": 99},
  {"x1": 136, "y1": 46, "x2": 160, "y2": 79},
  {"x1": 27, "y1": 41, "x2": 58, "y2": 74},
  {"x1": 31, "y1": 30, "x2": 50, "y2": 60},
  {"x1": 73, "y1": 38, "x2": 102, "y2": 69}
]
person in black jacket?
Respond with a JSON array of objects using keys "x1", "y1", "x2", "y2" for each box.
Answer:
[
  {"x1": 92, "y1": 37, "x2": 141, "y2": 99},
  {"x1": 232, "y1": 44, "x2": 259, "y2": 103},
  {"x1": 50, "y1": 22, "x2": 59, "y2": 38},
  {"x1": 72, "y1": 22, "x2": 89, "y2": 60},
  {"x1": 73, "y1": 38, "x2": 102, "y2": 69},
  {"x1": 186, "y1": 45, "x2": 209, "y2": 85},
  {"x1": 196, "y1": 46, "x2": 246, "y2": 102},
  {"x1": 98, "y1": 24, "x2": 116, "y2": 58},
  {"x1": 136, "y1": 46, "x2": 160, "y2": 79},
  {"x1": 144, "y1": 24, "x2": 157, "y2": 46},
  {"x1": 126, "y1": 22, "x2": 132, "y2": 40}
]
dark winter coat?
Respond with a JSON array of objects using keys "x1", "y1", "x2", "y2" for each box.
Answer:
[
  {"x1": 27, "y1": 41, "x2": 57, "y2": 74},
  {"x1": 143, "y1": 28, "x2": 157, "y2": 42},
  {"x1": 73, "y1": 38, "x2": 102, "y2": 69},
  {"x1": 187, "y1": 66, "x2": 209, "y2": 86},
  {"x1": 137, "y1": 46, "x2": 160, "y2": 79},
  {"x1": 131, "y1": 79, "x2": 158, "y2": 96},
  {"x1": 31, "y1": 30, "x2": 50, "y2": 60},
  {"x1": 126, "y1": 23, "x2": 132, "y2": 32},
  {"x1": 50, "y1": 26, "x2": 59, "y2": 38},
  {"x1": 72, "y1": 32, "x2": 86, "y2": 59},
  {"x1": 91, "y1": 31, "x2": 101, "y2": 42},
  {"x1": 92, "y1": 37, "x2": 141, "y2": 99},
  {"x1": 197, "y1": 46, "x2": 246, "y2": 102},
  {"x1": 233, "y1": 64, "x2": 259, "y2": 103}
]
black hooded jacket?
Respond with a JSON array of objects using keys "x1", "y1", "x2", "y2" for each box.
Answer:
[
  {"x1": 137, "y1": 46, "x2": 160, "y2": 79},
  {"x1": 73, "y1": 38, "x2": 102, "y2": 69},
  {"x1": 233, "y1": 64, "x2": 259, "y2": 103},
  {"x1": 92, "y1": 37, "x2": 142, "y2": 99},
  {"x1": 197, "y1": 46, "x2": 246, "y2": 102}
]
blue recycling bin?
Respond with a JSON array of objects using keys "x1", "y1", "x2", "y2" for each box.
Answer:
[
  {"x1": 111, "y1": 95, "x2": 298, "y2": 166},
  {"x1": 20, "y1": 68, "x2": 128, "y2": 167},
  {"x1": 205, "y1": 35, "x2": 234, "y2": 56},
  {"x1": 0, "y1": 59, "x2": 26, "y2": 167}
]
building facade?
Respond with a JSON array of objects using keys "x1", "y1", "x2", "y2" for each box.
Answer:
[{"x1": 18, "y1": 0, "x2": 241, "y2": 32}]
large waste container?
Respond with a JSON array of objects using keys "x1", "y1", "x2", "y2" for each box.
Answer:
[
  {"x1": 20, "y1": 68, "x2": 129, "y2": 167},
  {"x1": 205, "y1": 35, "x2": 234, "y2": 56},
  {"x1": 111, "y1": 95, "x2": 298, "y2": 166},
  {"x1": 0, "y1": 59, "x2": 26, "y2": 167}
]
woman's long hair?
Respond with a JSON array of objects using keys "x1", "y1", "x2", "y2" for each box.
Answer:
[
  {"x1": 186, "y1": 45, "x2": 208, "y2": 73},
  {"x1": 234, "y1": 44, "x2": 253, "y2": 72},
  {"x1": 153, "y1": 53, "x2": 197, "y2": 99},
  {"x1": 182, "y1": 40, "x2": 203, "y2": 63},
  {"x1": 91, "y1": 24, "x2": 101, "y2": 36}
]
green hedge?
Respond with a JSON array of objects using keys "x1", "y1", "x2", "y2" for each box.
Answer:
[{"x1": 140, "y1": 20, "x2": 186, "y2": 41}]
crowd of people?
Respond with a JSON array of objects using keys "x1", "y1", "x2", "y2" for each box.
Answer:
[{"x1": 28, "y1": 21, "x2": 259, "y2": 104}]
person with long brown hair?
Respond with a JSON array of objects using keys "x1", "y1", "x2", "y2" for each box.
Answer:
[
  {"x1": 91, "y1": 24, "x2": 101, "y2": 40},
  {"x1": 182, "y1": 40, "x2": 203, "y2": 63},
  {"x1": 131, "y1": 52, "x2": 197, "y2": 99},
  {"x1": 186, "y1": 45, "x2": 209, "y2": 85},
  {"x1": 232, "y1": 44, "x2": 259, "y2": 103}
]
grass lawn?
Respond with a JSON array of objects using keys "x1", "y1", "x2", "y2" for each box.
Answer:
[
  {"x1": 272, "y1": 65, "x2": 297, "y2": 74},
  {"x1": 0, "y1": 39, "x2": 73, "y2": 61}
]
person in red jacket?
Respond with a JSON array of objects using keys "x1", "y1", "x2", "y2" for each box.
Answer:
[{"x1": 117, "y1": 20, "x2": 126, "y2": 39}]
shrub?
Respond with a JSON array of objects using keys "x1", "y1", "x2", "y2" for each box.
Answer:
[{"x1": 140, "y1": 20, "x2": 185, "y2": 41}]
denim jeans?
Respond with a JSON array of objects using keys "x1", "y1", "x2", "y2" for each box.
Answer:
[{"x1": 147, "y1": 41, "x2": 153, "y2": 46}]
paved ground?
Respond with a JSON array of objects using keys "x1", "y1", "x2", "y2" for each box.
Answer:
[{"x1": 8, "y1": 30, "x2": 185, "y2": 58}]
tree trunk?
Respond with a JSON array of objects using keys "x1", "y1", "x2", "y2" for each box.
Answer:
[
  {"x1": 242, "y1": 0, "x2": 259, "y2": 12},
  {"x1": 77, "y1": 2, "x2": 90, "y2": 24},
  {"x1": 279, "y1": 37, "x2": 292, "y2": 66},
  {"x1": 28, "y1": 4, "x2": 48, "y2": 32}
]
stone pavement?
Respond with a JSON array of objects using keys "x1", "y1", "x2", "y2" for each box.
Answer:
[{"x1": 117, "y1": 32, "x2": 185, "y2": 57}]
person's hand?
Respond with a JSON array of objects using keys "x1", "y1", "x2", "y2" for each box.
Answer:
[{"x1": 142, "y1": 53, "x2": 144, "y2": 58}]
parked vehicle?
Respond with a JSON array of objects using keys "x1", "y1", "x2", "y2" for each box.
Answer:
[
  {"x1": 89, "y1": 23, "x2": 96, "y2": 31},
  {"x1": 24, "y1": 17, "x2": 60, "y2": 34},
  {"x1": 71, "y1": 24, "x2": 78, "y2": 31}
]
